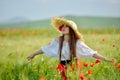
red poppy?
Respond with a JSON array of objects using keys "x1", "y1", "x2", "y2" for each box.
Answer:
[
  {"x1": 95, "y1": 59, "x2": 101, "y2": 64},
  {"x1": 76, "y1": 60, "x2": 83, "y2": 68},
  {"x1": 57, "y1": 64, "x2": 63, "y2": 71},
  {"x1": 83, "y1": 62, "x2": 88, "y2": 67},
  {"x1": 70, "y1": 66, "x2": 74, "y2": 71},
  {"x1": 118, "y1": 64, "x2": 120, "y2": 70},
  {"x1": 88, "y1": 70, "x2": 92, "y2": 74},
  {"x1": 40, "y1": 77, "x2": 46, "y2": 80},
  {"x1": 90, "y1": 63, "x2": 94, "y2": 67},
  {"x1": 59, "y1": 24, "x2": 64, "y2": 31},
  {"x1": 80, "y1": 74, "x2": 86, "y2": 80}
]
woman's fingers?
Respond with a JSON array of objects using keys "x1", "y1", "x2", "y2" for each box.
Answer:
[{"x1": 27, "y1": 54, "x2": 34, "y2": 61}]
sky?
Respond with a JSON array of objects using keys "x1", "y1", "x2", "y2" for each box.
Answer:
[{"x1": 0, "y1": 0, "x2": 120, "y2": 22}]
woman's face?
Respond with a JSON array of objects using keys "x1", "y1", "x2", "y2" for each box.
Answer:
[{"x1": 61, "y1": 24, "x2": 69, "y2": 35}]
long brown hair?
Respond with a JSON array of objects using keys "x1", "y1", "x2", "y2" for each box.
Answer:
[{"x1": 58, "y1": 25, "x2": 83, "y2": 64}]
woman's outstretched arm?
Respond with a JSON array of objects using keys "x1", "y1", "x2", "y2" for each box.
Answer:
[
  {"x1": 93, "y1": 53, "x2": 114, "y2": 62},
  {"x1": 27, "y1": 49, "x2": 43, "y2": 61}
]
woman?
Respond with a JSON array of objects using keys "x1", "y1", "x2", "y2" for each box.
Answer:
[{"x1": 27, "y1": 17, "x2": 113, "y2": 80}]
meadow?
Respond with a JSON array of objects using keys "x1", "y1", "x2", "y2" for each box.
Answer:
[{"x1": 0, "y1": 28, "x2": 120, "y2": 80}]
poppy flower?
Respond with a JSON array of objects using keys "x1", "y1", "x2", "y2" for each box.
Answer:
[
  {"x1": 59, "y1": 24, "x2": 64, "y2": 31},
  {"x1": 40, "y1": 77, "x2": 46, "y2": 80},
  {"x1": 88, "y1": 70, "x2": 92, "y2": 74},
  {"x1": 90, "y1": 63, "x2": 94, "y2": 67},
  {"x1": 80, "y1": 74, "x2": 86, "y2": 80},
  {"x1": 95, "y1": 59, "x2": 101, "y2": 64},
  {"x1": 76, "y1": 60, "x2": 83, "y2": 68},
  {"x1": 69, "y1": 66, "x2": 74, "y2": 71},
  {"x1": 57, "y1": 64, "x2": 63, "y2": 71},
  {"x1": 83, "y1": 62, "x2": 88, "y2": 67},
  {"x1": 118, "y1": 64, "x2": 120, "y2": 70}
]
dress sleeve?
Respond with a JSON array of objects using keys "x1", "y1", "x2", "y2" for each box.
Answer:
[
  {"x1": 76, "y1": 40, "x2": 97, "y2": 59},
  {"x1": 41, "y1": 39, "x2": 59, "y2": 58}
]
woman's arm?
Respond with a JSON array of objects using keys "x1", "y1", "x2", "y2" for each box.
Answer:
[
  {"x1": 27, "y1": 49, "x2": 43, "y2": 61},
  {"x1": 93, "y1": 53, "x2": 113, "y2": 62}
]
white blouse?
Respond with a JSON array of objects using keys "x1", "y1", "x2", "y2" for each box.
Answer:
[{"x1": 41, "y1": 39, "x2": 97, "y2": 60}]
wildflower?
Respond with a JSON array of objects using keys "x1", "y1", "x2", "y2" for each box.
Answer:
[
  {"x1": 118, "y1": 64, "x2": 120, "y2": 70},
  {"x1": 83, "y1": 62, "x2": 88, "y2": 67},
  {"x1": 69, "y1": 66, "x2": 74, "y2": 71},
  {"x1": 40, "y1": 77, "x2": 46, "y2": 80},
  {"x1": 76, "y1": 60, "x2": 83, "y2": 68},
  {"x1": 80, "y1": 74, "x2": 86, "y2": 80},
  {"x1": 57, "y1": 64, "x2": 63, "y2": 71},
  {"x1": 95, "y1": 59, "x2": 101, "y2": 64},
  {"x1": 90, "y1": 63, "x2": 94, "y2": 67},
  {"x1": 88, "y1": 70, "x2": 92, "y2": 74}
]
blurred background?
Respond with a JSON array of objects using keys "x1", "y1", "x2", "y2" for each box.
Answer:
[
  {"x1": 0, "y1": 1, "x2": 120, "y2": 80},
  {"x1": 0, "y1": 0, "x2": 120, "y2": 29}
]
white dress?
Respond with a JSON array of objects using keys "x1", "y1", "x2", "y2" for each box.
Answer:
[{"x1": 41, "y1": 39, "x2": 97, "y2": 60}]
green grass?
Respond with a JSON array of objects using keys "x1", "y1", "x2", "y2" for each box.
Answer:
[{"x1": 0, "y1": 28, "x2": 120, "y2": 80}]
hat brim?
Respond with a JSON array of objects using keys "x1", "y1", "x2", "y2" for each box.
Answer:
[
  {"x1": 51, "y1": 17, "x2": 77, "y2": 32},
  {"x1": 51, "y1": 17, "x2": 84, "y2": 41}
]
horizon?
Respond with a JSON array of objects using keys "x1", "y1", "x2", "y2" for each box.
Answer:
[{"x1": 1, "y1": 14, "x2": 120, "y2": 24}]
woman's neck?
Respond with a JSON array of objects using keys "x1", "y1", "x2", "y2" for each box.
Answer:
[{"x1": 64, "y1": 34, "x2": 69, "y2": 42}]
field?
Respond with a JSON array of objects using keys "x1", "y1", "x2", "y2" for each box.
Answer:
[{"x1": 0, "y1": 28, "x2": 120, "y2": 80}]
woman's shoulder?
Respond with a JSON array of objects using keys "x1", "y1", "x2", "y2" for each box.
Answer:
[
  {"x1": 54, "y1": 36, "x2": 60, "y2": 42},
  {"x1": 76, "y1": 39, "x2": 86, "y2": 46},
  {"x1": 76, "y1": 39, "x2": 84, "y2": 43}
]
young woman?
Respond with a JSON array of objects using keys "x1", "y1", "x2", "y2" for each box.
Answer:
[{"x1": 27, "y1": 17, "x2": 114, "y2": 80}]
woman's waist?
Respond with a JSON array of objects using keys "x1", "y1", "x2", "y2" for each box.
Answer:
[{"x1": 60, "y1": 60, "x2": 71, "y2": 65}]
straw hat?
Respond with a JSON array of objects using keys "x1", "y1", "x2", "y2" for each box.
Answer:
[{"x1": 51, "y1": 17, "x2": 84, "y2": 41}]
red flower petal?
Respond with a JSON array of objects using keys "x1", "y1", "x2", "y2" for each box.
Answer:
[
  {"x1": 95, "y1": 59, "x2": 101, "y2": 64},
  {"x1": 57, "y1": 64, "x2": 63, "y2": 71},
  {"x1": 118, "y1": 64, "x2": 120, "y2": 70},
  {"x1": 70, "y1": 66, "x2": 74, "y2": 71},
  {"x1": 76, "y1": 60, "x2": 83, "y2": 68},
  {"x1": 80, "y1": 74, "x2": 86, "y2": 80},
  {"x1": 90, "y1": 63, "x2": 94, "y2": 67},
  {"x1": 40, "y1": 77, "x2": 46, "y2": 80},
  {"x1": 83, "y1": 62, "x2": 88, "y2": 67},
  {"x1": 88, "y1": 70, "x2": 92, "y2": 74}
]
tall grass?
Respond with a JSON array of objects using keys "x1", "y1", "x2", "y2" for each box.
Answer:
[{"x1": 0, "y1": 29, "x2": 120, "y2": 80}]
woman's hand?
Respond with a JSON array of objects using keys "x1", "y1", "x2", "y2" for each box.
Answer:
[
  {"x1": 27, "y1": 49, "x2": 43, "y2": 61},
  {"x1": 27, "y1": 54, "x2": 35, "y2": 61},
  {"x1": 93, "y1": 53, "x2": 116, "y2": 63}
]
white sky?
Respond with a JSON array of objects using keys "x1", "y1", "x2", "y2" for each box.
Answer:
[{"x1": 0, "y1": 0, "x2": 120, "y2": 22}]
